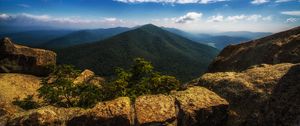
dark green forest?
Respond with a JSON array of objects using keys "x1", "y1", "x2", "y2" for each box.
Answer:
[{"x1": 57, "y1": 24, "x2": 219, "y2": 82}]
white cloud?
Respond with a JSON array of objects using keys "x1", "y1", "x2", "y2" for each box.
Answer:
[
  {"x1": 104, "y1": 17, "x2": 117, "y2": 21},
  {"x1": 0, "y1": 14, "x2": 9, "y2": 20},
  {"x1": 226, "y1": 15, "x2": 246, "y2": 22},
  {"x1": 114, "y1": 0, "x2": 228, "y2": 4},
  {"x1": 207, "y1": 14, "x2": 271, "y2": 22},
  {"x1": 207, "y1": 15, "x2": 224, "y2": 22},
  {"x1": 20, "y1": 13, "x2": 51, "y2": 21},
  {"x1": 286, "y1": 18, "x2": 298, "y2": 23},
  {"x1": 0, "y1": 13, "x2": 131, "y2": 28},
  {"x1": 246, "y1": 14, "x2": 262, "y2": 21},
  {"x1": 251, "y1": 0, "x2": 269, "y2": 4},
  {"x1": 275, "y1": 0, "x2": 295, "y2": 2},
  {"x1": 281, "y1": 11, "x2": 300, "y2": 16},
  {"x1": 17, "y1": 4, "x2": 31, "y2": 8},
  {"x1": 174, "y1": 12, "x2": 202, "y2": 23},
  {"x1": 262, "y1": 16, "x2": 272, "y2": 21}
]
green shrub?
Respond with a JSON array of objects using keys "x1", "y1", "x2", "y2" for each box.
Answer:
[
  {"x1": 14, "y1": 58, "x2": 180, "y2": 109},
  {"x1": 104, "y1": 58, "x2": 180, "y2": 100}
]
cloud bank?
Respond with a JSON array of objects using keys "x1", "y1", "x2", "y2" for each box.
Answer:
[
  {"x1": 251, "y1": 0, "x2": 269, "y2": 4},
  {"x1": 114, "y1": 0, "x2": 228, "y2": 4},
  {"x1": 174, "y1": 12, "x2": 202, "y2": 23},
  {"x1": 281, "y1": 11, "x2": 300, "y2": 16},
  {"x1": 0, "y1": 13, "x2": 130, "y2": 28}
]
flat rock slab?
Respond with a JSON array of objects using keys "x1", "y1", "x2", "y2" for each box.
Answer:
[
  {"x1": 172, "y1": 86, "x2": 229, "y2": 126},
  {"x1": 67, "y1": 97, "x2": 132, "y2": 126},
  {"x1": 135, "y1": 94, "x2": 176, "y2": 126}
]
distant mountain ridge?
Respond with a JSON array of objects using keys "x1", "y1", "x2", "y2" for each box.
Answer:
[
  {"x1": 42, "y1": 27, "x2": 131, "y2": 48},
  {"x1": 0, "y1": 30, "x2": 74, "y2": 47},
  {"x1": 163, "y1": 27, "x2": 253, "y2": 49},
  {"x1": 1, "y1": 25, "x2": 271, "y2": 50},
  {"x1": 214, "y1": 31, "x2": 272, "y2": 39},
  {"x1": 57, "y1": 24, "x2": 219, "y2": 81}
]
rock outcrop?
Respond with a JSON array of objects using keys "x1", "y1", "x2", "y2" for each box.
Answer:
[
  {"x1": 172, "y1": 87, "x2": 229, "y2": 126},
  {"x1": 197, "y1": 63, "x2": 299, "y2": 126},
  {"x1": 135, "y1": 95, "x2": 177, "y2": 125},
  {"x1": 73, "y1": 69, "x2": 105, "y2": 86},
  {"x1": 259, "y1": 64, "x2": 300, "y2": 126},
  {"x1": 207, "y1": 26, "x2": 300, "y2": 73},
  {"x1": 2, "y1": 86, "x2": 229, "y2": 126},
  {"x1": 0, "y1": 73, "x2": 41, "y2": 116},
  {"x1": 0, "y1": 37, "x2": 56, "y2": 76},
  {"x1": 4, "y1": 97, "x2": 132, "y2": 126},
  {"x1": 67, "y1": 97, "x2": 132, "y2": 126}
]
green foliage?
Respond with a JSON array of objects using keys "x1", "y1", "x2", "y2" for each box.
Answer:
[
  {"x1": 105, "y1": 58, "x2": 180, "y2": 100},
  {"x1": 38, "y1": 65, "x2": 104, "y2": 108},
  {"x1": 12, "y1": 95, "x2": 40, "y2": 110},
  {"x1": 57, "y1": 24, "x2": 219, "y2": 82},
  {"x1": 13, "y1": 58, "x2": 180, "y2": 109}
]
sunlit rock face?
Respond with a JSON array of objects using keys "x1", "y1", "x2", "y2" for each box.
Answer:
[
  {"x1": 0, "y1": 37, "x2": 56, "y2": 76},
  {"x1": 208, "y1": 26, "x2": 300, "y2": 73},
  {"x1": 172, "y1": 86, "x2": 229, "y2": 126},
  {"x1": 2, "y1": 86, "x2": 229, "y2": 126}
]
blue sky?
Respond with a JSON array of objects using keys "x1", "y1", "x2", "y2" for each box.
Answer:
[{"x1": 0, "y1": 0, "x2": 299, "y2": 33}]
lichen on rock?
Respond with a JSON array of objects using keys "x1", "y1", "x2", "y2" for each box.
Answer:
[{"x1": 0, "y1": 37, "x2": 56, "y2": 76}]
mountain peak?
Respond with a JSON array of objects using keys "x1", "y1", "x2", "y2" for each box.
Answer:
[{"x1": 139, "y1": 24, "x2": 160, "y2": 29}]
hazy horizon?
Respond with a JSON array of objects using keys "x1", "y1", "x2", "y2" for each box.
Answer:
[{"x1": 0, "y1": 0, "x2": 300, "y2": 33}]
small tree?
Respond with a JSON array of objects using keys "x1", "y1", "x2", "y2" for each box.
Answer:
[
  {"x1": 13, "y1": 58, "x2": 180, "y2": 109},
  {"x1": 38, "y1": 65, "x2": 104, "y2": 108},
  {"x1": 105, "y1": 58, "x2": 180, "y2": 100}
]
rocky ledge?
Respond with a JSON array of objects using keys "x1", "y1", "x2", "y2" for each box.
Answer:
[
  {"x1": 207, "y1": 26, "x2": 300, "y2": 73},
  {"x1": 196, "y1": 63, "x2": 300, "y2": 126},
  {"x1": 0, "y1": 37, "x2": 56, "y2": 76},
  {"x1": 0, "y1": 86, "x2": 229, "y2": 126}
]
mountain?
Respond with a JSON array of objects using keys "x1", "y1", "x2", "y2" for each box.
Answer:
[
  {"x1": 189, "y1": 26, "x2": 300, "y2": 126},
  {"x1": 0, "y1": 25, "x2": 62, "y2": 34},
  {"x1": 208, "y1": 26, "x2": 300, "y2": 73},
  {"x1": 214, "y1": 31, "x2": 272, "y2": 39},
  {"x1": 43, "y1": 27, "x2": 131, "y2": 48},
  {"x1": 201, "y1": 35, "x2": 250, "y2": 49},
  {"x1": 163, "y1": 27, "x2": 251, "y2": 49},
  {"x1": 0, "y1": 30, "x2": 74, "y2": 47},
  {"x1": 57, "y1": 24, "x2": 219, "y2": 81}
]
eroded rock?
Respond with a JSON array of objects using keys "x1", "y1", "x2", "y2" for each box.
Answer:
[
  {"x1": 172, "y1": 86, "x2": 229, "y2": 126},
  {"x1": 7, "y1": 107, "x2": 63, "y2": 126},
  {"x1": 208, "y1": 26, "x2": 300, "y2": 73},
  {"x1": 135, "y1": 94, "x2": 176, "y2": 126},
  {"x1": 67, "y1": 97, "x2": 132, "y2": 126},
  {"x1": 73, "y1": 69, "x2": 95, "y2": 84},
  {"x1": 0, "y1": 37, "x2": 56, "y2": 76},
  {"x1": 259, "y1": 64, "x2": 300, "y2": 126},
  {"x1": 198, "y1": 63, "x2": 298, "y2": 126}
]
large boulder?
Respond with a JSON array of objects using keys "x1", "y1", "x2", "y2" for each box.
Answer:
[
  {"x1": 172, "y1": 86, "x2": 229, "y2": 126},
  {"x1": 73, "y1": 69, "x2": 105, "y2": 86},
  {"x1": 73, "y1": 69, "x2": 95, "y2": 84},
  {"x1": 67, "y1": 97, "x2": 132, "y2": 126},
  {"x1": 207, "y1": 26, "x2": 300, "y2": 73},
  {"x1": 0, "y1": 37, "x2": 56, "y2": 76},
  {"x1": 5, "y1": 106, "x2": 85, "y2": 126},
  {"x1": 0, "y1": 73, "x2": 41, "y2": 116},
  {"x1": 135, "y1": 94, "x2": 177, "y2": 126},
  {"x1": 197, "y1": 63, "x2": 298, "y2": 126},
  {"x1": 258, "y1": 64, "x2": 300, "y2": 126},
  {"x1": 5, "y1": 97, "x2": 132, "y2": 126},
  {"x1": 6, "y1": 107, "x2": 64, "y2": 126}
]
